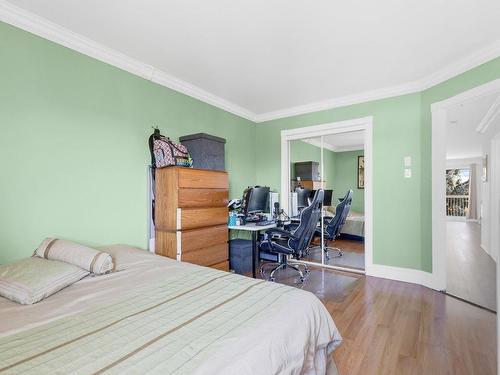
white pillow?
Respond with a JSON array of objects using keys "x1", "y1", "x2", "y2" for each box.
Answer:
[
  {"x1": 35, "y1": 238, "x2": 114, "y2": 275},
  {"x1": 0, "y1": 257, "x2": 89, "y2": 305}
]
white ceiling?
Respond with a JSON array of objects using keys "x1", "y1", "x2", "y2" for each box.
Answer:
[
  {"x1": 3, "y1": 0, "x2": 500, "y2": 121},
  {"x1": 446, "y1": 92, "x2": 500, "y2": 159},
  {"x1": 303, "y1": 131, "x2": 364, "y2": 152}
]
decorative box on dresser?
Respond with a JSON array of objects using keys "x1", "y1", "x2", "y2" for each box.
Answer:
[{"x1": 154, "y1": 167, "x2": 230, "y2": 271}]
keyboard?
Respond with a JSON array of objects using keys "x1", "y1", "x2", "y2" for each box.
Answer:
[{"x1": 256, "y1": 220, "x2": 275, "y2": 226}]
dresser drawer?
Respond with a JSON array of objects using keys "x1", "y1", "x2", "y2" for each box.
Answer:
[
  {"x1": 179, "y1": 207, "x2": 228, "y2": 230},
  {"x1": 210, "y1": 260, "x2": 230, "y2": 271},
  {"x1": 178, "y1": 168, "x2": 228, "y2": 189},
  {"x1": 181, "y1": 243, "x2": 228, "y2": 267},
  {"x1": 180, "y1": 225, "x2": 228, "y2": 252},
  {"x1": 178, "y1": 188, "x2": 228, "y2": 208}
]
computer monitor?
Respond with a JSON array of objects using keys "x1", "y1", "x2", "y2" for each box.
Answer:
[
  {"x1": 243, "y1": 186, "x2": 270, "y2": 215},
  {"x1": 296, "y1": 188, "x2": 311, "y2": 209},
  {"x1": 311, "y1": 189, "x2": 333, "y2": 206}
]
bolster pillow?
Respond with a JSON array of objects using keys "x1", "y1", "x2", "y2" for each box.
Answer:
[{"x1": 35, "y1": 238, "x2": 114, "y2": 275}]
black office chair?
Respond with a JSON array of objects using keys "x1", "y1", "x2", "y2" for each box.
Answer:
[
  {"x1": 295, "y1": 187, "x2": 311, "y2": 215},
  {"x1": 259, "y1": 190, "x2": 324, "y2": 282},
  {"x1": 319, "y1": 190, "x2": 353, "y2": 259}
]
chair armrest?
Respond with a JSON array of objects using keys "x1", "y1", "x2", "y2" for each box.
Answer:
[{"x1": 265, "y1": 228, "x2": 298, "y2": 240}]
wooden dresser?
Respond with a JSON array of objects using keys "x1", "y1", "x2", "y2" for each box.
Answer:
[
  {"x1": 291, "y1": 180, "x2": 326, "y2": 190},
  {"x1": 154, "y1": 167, "x2": 229, "y2": 271}
]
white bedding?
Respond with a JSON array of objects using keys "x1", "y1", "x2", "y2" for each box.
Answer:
[
  {"x1": 0, "y1": 245, "x2": 341, "y2": 374},
  {"x1": 342, "y1": 211, "x2": 365, "y2": 238}
]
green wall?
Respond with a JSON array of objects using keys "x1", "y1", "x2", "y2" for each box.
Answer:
[
  {"x1": 332, "y1": 150, "x2": 365, "y2": 213},
  {"x1": 256, "y1": 57, "x2": 500, "y2": 272},
  {"x1": 256, "y1": 94, "x2": 423, "y2": 270},
  {"x1": 2, "y1": 19, "x2": 499, "y2": 273},
  {"x1": 0, "y1": 22, "x2": 256, "y2": 264}
]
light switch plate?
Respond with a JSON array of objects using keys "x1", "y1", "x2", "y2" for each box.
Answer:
[
  {"x1": 404, "y1": 168, "x2": 412, "y2": 178},
  {"x1": 404, "y1": 156, "x2": 412, "y2": 167}
]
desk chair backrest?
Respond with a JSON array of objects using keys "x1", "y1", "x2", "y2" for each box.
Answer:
[
  {"x1": 325, "y1": 189, "x2": 353, "y2": 240},
  {"x1": 289, "y1": 189, "x2": 324, "y2": 257}
]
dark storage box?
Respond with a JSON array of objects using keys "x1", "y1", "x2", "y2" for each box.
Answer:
[
  {"x1": 179, "y1": 133, "x2": 226, "y2": 171},
  {"x1": 230, "y1": 239, "x2": 253, "y2": 274},
  {"x1": 295, "y1": 161, "x2": 320, "y2": 181}
]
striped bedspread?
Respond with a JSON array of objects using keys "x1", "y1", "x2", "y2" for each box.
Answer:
[{"x1": 0, "y1": 246, "x2": 341, "y2": 374}]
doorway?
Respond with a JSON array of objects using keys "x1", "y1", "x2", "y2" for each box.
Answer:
[
  {"x1": 280, "y1": 117, "x2": 373, "y2": 274},
  {"x1": 432, "y1": 79, "x2": 500, "y2": 311}
]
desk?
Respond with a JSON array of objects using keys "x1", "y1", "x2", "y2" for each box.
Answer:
[{"x1": 228, "y1": 222, "x2": 278, "y2": 278}]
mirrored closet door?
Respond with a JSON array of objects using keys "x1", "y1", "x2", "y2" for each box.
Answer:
[{"x1": 287, "y1": 131, "x2": 366, "y2": 272}]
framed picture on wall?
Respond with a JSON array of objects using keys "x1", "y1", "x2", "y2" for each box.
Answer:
[{"x1": 358, "y1": 156, "x2": 365, "y2": 189}]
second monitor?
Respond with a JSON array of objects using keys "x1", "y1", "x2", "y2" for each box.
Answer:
[
  {"x1": 242, "y1": 186, "x2": 270, "y2": 217},
  {"x1": 295, "y1": 187, "x2": 333, "y2": 208},
  {"x1": 311, "y1": 189, "x2": 333, "y2": 206}
]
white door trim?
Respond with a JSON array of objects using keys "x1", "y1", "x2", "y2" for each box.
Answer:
[
  {"x1": 280, "y1": 116, "x2": 373, "y2": 273},
  {"x1": 490, "y1": 134, "x2": 500, "y2": 263},
  {"x1": 431, "y1": 78, "x2": 500, "y2": 292}
]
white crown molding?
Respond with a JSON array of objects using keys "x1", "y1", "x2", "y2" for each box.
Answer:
[
  {"x1": 334, "y1": 145, "x2": 364, "y2": 152},
  {"x1": 1, "y1": 0, "x2": 500, "y2": 124},
  {"x1": 419, "y1": 39, "x2": 500, "y2": 91},
  {"x1": 254, "y1": 81, "x2": 422, "y2": 123},
  {"x1": 0, "y1": 0, "x2": 256, "y2": 122},
  {"x1": 476, "y1": 94, "x2": 500, "y2": 134},
  {"x1": 302, "y1": 138, "x2": 335, "y2": 152},
  {"x1": 256, "y1": 40, "x2": 500, "y2": 123},
  {"x1": 302, "y1": 138, "x2": 363, "y2": 153}
]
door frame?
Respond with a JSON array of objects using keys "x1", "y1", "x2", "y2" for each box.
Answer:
[
  {"x1": 490, "y1": 134, "x2": 500, "y2": 263},
  {"x1": 280, "y1": 116, "x2": 373, "y2": 273},
  {"x1": 431, "y1": 78, "x2": 500, "y2": 291}
]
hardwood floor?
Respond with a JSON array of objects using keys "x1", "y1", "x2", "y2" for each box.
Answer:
[
  {"x1": 447, "y1": 221, "x2": 496, "y2": 311},
  {"x1": 258, "y1": 264, "x2": 497, "y2": 375},
  {"x1": 304, "y1": 238, "x2": 366, "y2": 269}
]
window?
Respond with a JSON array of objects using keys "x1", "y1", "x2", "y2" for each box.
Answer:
[{"x1": 446, "y1": 168, "x2": 470, "y2": 217}]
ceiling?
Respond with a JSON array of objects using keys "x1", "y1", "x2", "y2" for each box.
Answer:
[
  {"x1": 302, "y1": 131, "x2": 364, "y2": 152},
  {"x1": 446, "y1": 92, "x2": 500, "y2": 159},
  {"x1": 3, "y1": 0, "x2": 500, "y2": 121}
]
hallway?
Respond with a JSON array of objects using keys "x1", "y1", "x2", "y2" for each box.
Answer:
[{"x1": 446, "y1": 221, "x2": 496, "y2": 311}]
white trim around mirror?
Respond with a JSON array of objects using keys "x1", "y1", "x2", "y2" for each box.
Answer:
[{"x1": 280, "y1": 116, "x2": 373, "y2": 274}]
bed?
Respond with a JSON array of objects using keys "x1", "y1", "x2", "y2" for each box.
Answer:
[
  {"x1": 340, "y1": 211, "x2": 365, "y2": 240},
  {"x1": 0, "y1": 245, "x2": 341, "y2": 374},
  {"x1": 325, "y1": 207, "x2": 365, "y2": 240}
]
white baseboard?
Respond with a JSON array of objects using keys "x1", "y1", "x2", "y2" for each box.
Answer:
[
  {"x1": 446, "y1": 216, "x2": 466, "y2": 222},
  {"x1": 480, "y1": 243, "x2": 497, "y2": 262},
  {"x1": 366, "y1": 264, "x2": 438, "y2": 291},
  {"x1": 466, "y1": 219, "x2": 480, "y2": 223}
]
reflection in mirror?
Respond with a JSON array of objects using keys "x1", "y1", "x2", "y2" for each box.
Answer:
[
  {"x1": 312, "y1": 131, "x2": 366, "y2": 271},
  {"x1": 289, "y1": 137, "x2": 324, "y2": 266},
  {"x1": 288, "y1": 131, "x2": 366, "y2": 271}
]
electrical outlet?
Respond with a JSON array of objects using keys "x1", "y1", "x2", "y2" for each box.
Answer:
[
  {"x1": 404, "y1": 156, "x2": 412, "y2": 167},
  {"x1": 404, "y1": 169, "x2": 412, "y2": 178}
]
